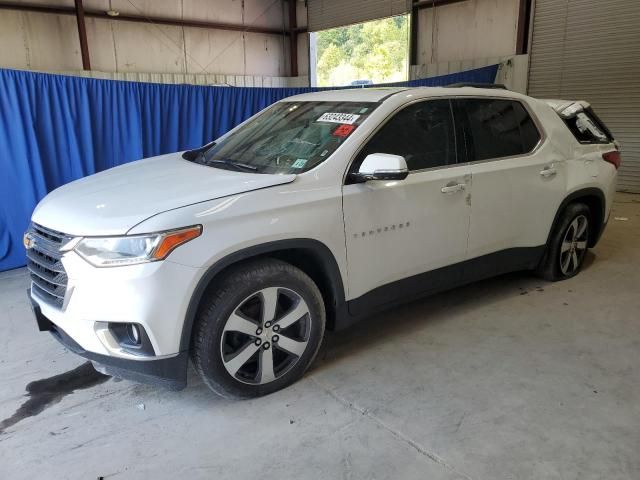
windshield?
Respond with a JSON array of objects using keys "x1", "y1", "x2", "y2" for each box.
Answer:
[{"x1": 185, "y1": 101, "x2": 379, "y2": 174}]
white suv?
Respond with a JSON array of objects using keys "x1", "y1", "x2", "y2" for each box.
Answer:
[{"x1": 25, "y1": 86, "x2": 619, "y2": 398}]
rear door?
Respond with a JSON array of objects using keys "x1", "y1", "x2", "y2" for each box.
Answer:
[{"x1": 455, "y1": 97, "x2": 567, "y2": 272}]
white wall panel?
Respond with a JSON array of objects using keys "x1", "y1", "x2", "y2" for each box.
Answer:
[
  {"x1": 244, "y1": 0, "x2": 286, "y2": 29},
  {"x1": 24, "y1": 11, "x2": 83, "y2": 70},
  {"x1": 0, "y1": 0, "x2": 302, "y2": 78},
  {"x1": 0, "y1": 10, "x2": 85, "y2": 71},
  {"x1": 416, "y1": 0, "x2": 519, "y2": 64},
  {"x1": 110, "y1": 20, "x2": 186, "y2": 73},
  {"x1": 181, "y1": 0, "x2": 244, "y2": 25},
  {"x1": 85, "y1": 17, "x2": 117, "y2": 72},
  {"x1": 82, "y1": 0, "x2": 110, "y2": 11},
  {"x1": 0, "y1": 10, "x2": 30, "y2": 69},
  {"x1": 244, "y1": 33, "x2": 287, "y2": 76},
  {"x1": 109, "y1": 0, "x2": 181, "y2": 18},
  {"x1": 6, "y1": 0, "x2": 76, "y2": 7},
  {"x1": 183, "y1": 28, "x2": 245, "y2": 75}
]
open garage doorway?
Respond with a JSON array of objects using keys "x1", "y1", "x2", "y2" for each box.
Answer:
[{"x1": 312, "y1": 14, "x2": 410, "y2": 87}]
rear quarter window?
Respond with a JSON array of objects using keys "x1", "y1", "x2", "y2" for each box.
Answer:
[{"x1": 455, "y1": 98, "x2": 542, "y2": 162}]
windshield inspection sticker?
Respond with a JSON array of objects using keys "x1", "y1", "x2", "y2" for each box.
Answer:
[
  {"x1": 291, "y1": 159, "x2": 308, "y2": 169},
  {"x1": 317, "y1": 112, "x2": 360, "y2": 124}
]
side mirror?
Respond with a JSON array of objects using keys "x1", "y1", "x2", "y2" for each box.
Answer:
[{"x1": 351, "y1": 153, "x2": 409, "y2": 183}]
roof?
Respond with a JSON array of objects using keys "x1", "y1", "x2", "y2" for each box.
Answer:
[
  {"x1": 284, "y1": 87, "x2": 408, "y2": 103},
  {"x1": 283, "y1": 86, "x2": 528, "y2": 103}
]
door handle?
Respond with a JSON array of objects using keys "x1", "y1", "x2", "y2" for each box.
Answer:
[
  {"x1": 441, "y1": 182, "x2": 466, "y2": 194},
  {"x1": 540, "y1": 166, "x2": 557, "y2": 178}
]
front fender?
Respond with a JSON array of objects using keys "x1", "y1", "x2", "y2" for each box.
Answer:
[{"x1": 177, "y1": 238, "x2": 347, "y2": 352}]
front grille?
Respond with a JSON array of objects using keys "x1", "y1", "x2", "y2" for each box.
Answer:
[{"x1": 26, "y1": 223, "x2": 72, "y2": 308}]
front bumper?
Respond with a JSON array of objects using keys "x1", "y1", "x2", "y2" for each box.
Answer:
[
  {"x1": 27, "y1": 245, "x2": 204, "y2": 390},
  {"x1": 30, "y1": 250, "x2": 202, "y2": 358},
  {"x1": 30, "y1": 296, "x2": 188, "y2": 390}
]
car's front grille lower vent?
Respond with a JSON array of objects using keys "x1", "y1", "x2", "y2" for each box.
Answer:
[{"x1": 26, "y1": 223, "x2": 72, "y2": 308}]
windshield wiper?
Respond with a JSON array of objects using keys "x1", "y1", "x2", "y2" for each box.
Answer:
[{"x1": 205, "y1": 159, "x2": 258, "y2": 172}]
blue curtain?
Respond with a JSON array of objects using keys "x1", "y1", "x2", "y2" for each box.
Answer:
[{"x1": 0, "y1": 64, "x2": 498, "y2": 271}]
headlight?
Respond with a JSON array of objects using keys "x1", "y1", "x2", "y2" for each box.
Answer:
[{"x1": 74, "y1": 225, "x2": 202, "y2": 267}]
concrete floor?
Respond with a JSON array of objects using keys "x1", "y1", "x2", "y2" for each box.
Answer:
[{"x1": 1, "y1": 194, "x2": 639, "y2": 480}]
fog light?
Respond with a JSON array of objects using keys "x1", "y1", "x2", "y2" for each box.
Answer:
[
  {"x1": 127, "y1": 324, "x2": 141, "y2": 345},
  {"x1": 107, "y1": 322, "x2": 155, "y2": 356}
]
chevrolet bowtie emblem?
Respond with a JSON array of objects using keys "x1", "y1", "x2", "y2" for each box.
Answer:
[{"x1": 23, "y1": 232, "x2": 34, "y2": 250}]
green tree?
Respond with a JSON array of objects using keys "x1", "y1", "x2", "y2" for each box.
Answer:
[
  {"x1": 317, "y1": 44, "x2": 346, "y2": 85},
  {"x1": 316, "y1": 15, "x2": 408, "y2": 86}
]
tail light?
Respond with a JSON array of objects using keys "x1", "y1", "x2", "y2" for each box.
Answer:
[{"x1": 603, "y1": 151, "x2": 621, "y2": 170}]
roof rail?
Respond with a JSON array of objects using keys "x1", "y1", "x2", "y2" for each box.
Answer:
[{"x1": 448, "y1": 82, "x2": 508, "y2": 90}]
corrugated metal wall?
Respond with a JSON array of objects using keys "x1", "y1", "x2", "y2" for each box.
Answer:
[
  {"x1": 307, "y1": 0, "x2": 410, "y2": 31},
  {"x1": 528, "y1": 0, "x2": 640, "y2": 192}
]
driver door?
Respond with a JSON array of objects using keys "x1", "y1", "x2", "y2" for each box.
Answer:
[{"x1": 342, "y1": 99, "x2": 472, "y2": 314}]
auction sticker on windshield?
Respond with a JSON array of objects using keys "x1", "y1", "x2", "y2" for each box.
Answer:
[
  {"x1": 317, "y1": 112, "x2": 360, "y2": 124},
  {"x1": 332, "y1": 124, "x2": 356, "y2": 137}
]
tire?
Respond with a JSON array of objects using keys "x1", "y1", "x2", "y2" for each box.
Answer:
[
  {"x1": 191, "y1": 258, "x2": 326, "y2": 399},
  {"x1": 536, "y1": 202, "x2": 591, "y2": 281}
]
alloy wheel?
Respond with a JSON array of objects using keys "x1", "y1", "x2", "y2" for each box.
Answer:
[
  {"x1": 559, "y1": 214, "x2": 589, "y2": 275},
  {"x1": 220, "y1": 287, "x2": 311, "y2": 385}
]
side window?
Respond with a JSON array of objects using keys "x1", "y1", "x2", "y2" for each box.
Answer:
[
  {"x1": 354, "y1": 100, "x2": 456, "y2": 172},
  {"x1": 455, "y1": 99, "x2": 541, "y2": 162}
]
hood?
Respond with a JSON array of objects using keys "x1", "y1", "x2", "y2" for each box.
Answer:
[{"x1": 32, "y1": 152, "x2": 296, "y2": 235}]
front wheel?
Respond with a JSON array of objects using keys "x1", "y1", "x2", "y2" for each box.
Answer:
[
  {"x1": 537, "y1": 202, "x2": 591, "y2": 281},
  {"x1": 191, "y1": 258, "x2": 326, "y2": 398}
]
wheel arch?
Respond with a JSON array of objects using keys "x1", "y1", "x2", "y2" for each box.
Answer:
[
  {"x1": 547, "y1": 188, "x2": 606, "y2": 248},
  {"x1": 179, "y1": 239, "x2": 347, "y2": 352}
]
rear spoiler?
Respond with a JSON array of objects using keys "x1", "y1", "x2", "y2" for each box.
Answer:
[{"x1": 550, "y1": 100, "x2": 592, "y2": 119}]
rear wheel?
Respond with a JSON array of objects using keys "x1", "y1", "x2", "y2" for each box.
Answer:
[
  {"x1": 191, "y1": 258, "x2": 325, "y2": 398},
  {"x1": 537, "y1": 203, "x2": 591, "y2": 281}
]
